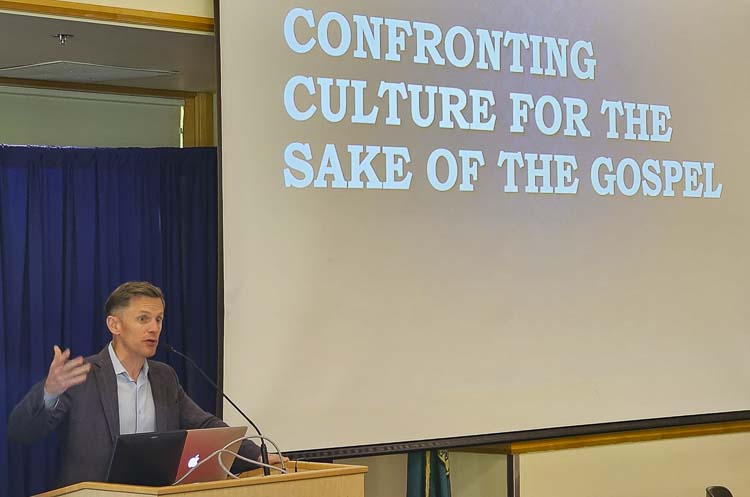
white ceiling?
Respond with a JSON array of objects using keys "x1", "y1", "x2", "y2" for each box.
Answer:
[{"x1": 0, "y1": 12, "x2": 217, "y2": 92}]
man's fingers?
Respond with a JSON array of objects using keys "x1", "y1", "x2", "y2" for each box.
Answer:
[
  {"x1": 51, "y1": 345, "x2": 63, "y2": 366},
  {"x1": 67, "y1": 363, "x2": 91, "y2": 378},
  {"x1": 58, "y1": 363, "x2": 91, "y2": 382},
  {"x1": 52, "y1": 347, "x2": 71, "y2": 366},
  {"x1": 60, "y1": 356, "x2": 85, "y2": 372},
  {"x1": 52, "y1": 353, "x2": 82, "y2": 375},
  {"x1": 56, "y1": 365, "x2": 91, "y2": 391},
  {"x1": 63, "y1": 372, "x2": 90, "y2": 388},
  {"x1": 47, "y1": 349, "x2": 90, "y2": 396}
]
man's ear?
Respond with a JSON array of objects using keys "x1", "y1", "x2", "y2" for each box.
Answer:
[{"x1": 106, "y1": 315, "x2": 121, "y2": 336}]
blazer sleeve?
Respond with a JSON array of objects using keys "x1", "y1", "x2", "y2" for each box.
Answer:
[{"x1": 7, "y1": 380, "x2": 70, "y2": 444}]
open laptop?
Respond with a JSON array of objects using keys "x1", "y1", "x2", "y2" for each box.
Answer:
[
  {"x1": 106, "y1": 430, "x2": 187, "y2": 486},
  {"x1": 106, "y1": 426, "x2": 247, "y2": 486},
  {"x1": 174, "y1": 426, "x2": 247, "y2": 484}
]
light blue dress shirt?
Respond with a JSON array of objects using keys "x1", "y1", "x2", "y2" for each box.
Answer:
[{"x1": 107, "y1": 343, "x2": 156, "y2": 434}]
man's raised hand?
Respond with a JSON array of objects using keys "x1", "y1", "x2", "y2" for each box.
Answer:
[{"x1": 44, "y1": 345, "x2": 92, "y2": 397}]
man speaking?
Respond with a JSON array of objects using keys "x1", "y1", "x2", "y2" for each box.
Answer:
[{"x1": 8, "y1": 281, "x2": 275, "y2": 488}]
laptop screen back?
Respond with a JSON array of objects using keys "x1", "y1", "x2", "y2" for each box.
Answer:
[
  {"x1": 106, "y1": 430, "x2": 187, "y2": 486},
  {"x1": 175, "y1": 426, "x2": 248, "y2": 484}
]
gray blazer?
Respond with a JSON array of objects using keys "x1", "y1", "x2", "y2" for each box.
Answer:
[{"x1": 8, "y1": 346, "x2": 261, "y2": 488}]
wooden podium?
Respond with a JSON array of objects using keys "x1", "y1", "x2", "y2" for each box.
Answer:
[{"x1": 32, "y1": 461, "x2": 367, "y2": 497}]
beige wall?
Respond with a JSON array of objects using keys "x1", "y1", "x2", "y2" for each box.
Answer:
[
  {"x1": 522, "y1": 432, "x2": 750, "y2": 497},
  {"x1": 338, "y1": 455, "x2": 408, "y2": 497},
  {"x1": 339, "y1": 433, "x2": 750, "y2": 497},
  {"x1": 55, "y1": 0, "x2": 213, "y2": 17},
  {"x1": 451, "y1": 452, "x2": 507, "y2": 497},
  {"x1": 0, "y1": 86, "x2": 182, "y2": 147}
]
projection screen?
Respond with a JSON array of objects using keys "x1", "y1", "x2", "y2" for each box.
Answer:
[{"x1": 218, "y1": 0, "x2": 750, "y2": 452}]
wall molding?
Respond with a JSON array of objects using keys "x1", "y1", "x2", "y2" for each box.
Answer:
[
  {"x1": 0, "y1": 0, "x2": 214, "y2": 32},
  {"x1": 0, "y1": 76, "x2": 196, "y2": 98},
  {"x1": 462, "y1": 420, "x2": 750, "y2": 454}
]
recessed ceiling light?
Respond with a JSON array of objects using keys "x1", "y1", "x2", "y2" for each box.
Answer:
[{"x1": 52, "y1": 33, "x2": 74, "y2": 45}]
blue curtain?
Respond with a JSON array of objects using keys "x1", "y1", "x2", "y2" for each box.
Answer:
[{"x1": 0, "y1": 145, "x2": 219, "y2": 496}]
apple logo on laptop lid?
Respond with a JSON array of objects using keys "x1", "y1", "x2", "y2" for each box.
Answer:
[{"x1": 188, "y1": 454, "x2": 200, "y2": 469}]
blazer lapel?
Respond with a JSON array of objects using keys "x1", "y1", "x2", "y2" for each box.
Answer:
[
  {"x1": 92, "y1": 347, "x2": 119, "y2": 442},
  {"x1": 150, "y1": 366, "x2": 170, "y2": 432}
]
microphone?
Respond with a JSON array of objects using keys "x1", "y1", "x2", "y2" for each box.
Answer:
[{"x1": 161, "y1": 343, "x2": 272, "y2": 476}]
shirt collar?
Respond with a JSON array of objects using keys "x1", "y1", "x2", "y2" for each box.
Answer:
[{"x1": 108, "y1": 342, "x2": 149, "y2": 379}]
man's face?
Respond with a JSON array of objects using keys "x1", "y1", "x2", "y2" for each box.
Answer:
[{"x1": 108, "y1": 296, "x2": 164, "y2": 361}]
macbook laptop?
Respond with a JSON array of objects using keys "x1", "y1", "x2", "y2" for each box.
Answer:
[
  {"x1": 106, "y1": 426, "x2": 247, "y2": 486},
  {"x1": 106, "y1": 430, "x2": 187, "y2": 486},
  {"x1": 175, "y1": 426, "x2": 247, "y2": 484}
]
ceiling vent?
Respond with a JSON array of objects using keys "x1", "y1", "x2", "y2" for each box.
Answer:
[{"x1": 0, "y1": 60, "x2": 178, "y2": 83}]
